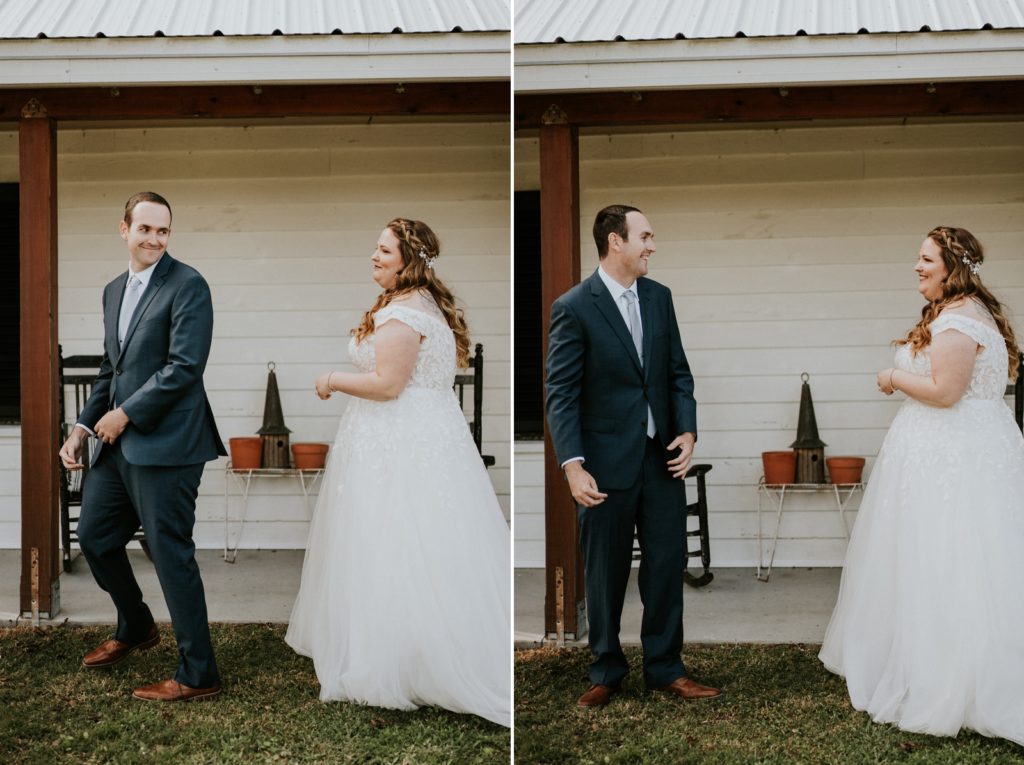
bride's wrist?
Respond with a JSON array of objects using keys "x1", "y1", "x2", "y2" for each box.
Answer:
[
  {"x1": 327, "y1": 372, "x2": 335, "y2": 392},
  {"x1": 890, "y1": 369, "x2": 899, "y2": 392}
]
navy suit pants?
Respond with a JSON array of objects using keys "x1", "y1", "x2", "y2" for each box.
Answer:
[
  {"x1": 77, "y1": 440, "x2": 219, "y2": 688},
  {"x1": 577, "y1": 436, "x2": 687, "y2": 689}
]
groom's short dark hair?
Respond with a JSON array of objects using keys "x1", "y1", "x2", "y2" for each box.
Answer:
[
  {"x1": 593, "y1": 204, "x2": 641, "y2": 259},
  {"x1": 124, "y1": 191, "x2": 172, "y2": 225}
]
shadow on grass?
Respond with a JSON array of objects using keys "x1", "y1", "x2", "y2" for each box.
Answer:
[
  {"x1": 0, "y1": 623, "x2": 508, "y2": 765},
  {"x1": 514, "y1": 644, "x2": 1024, "y2": 765}
]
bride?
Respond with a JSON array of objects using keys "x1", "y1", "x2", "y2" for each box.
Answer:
[
  {"x1": 819, "y1": 226, "x2": 1024, "y2": 745},
  {"x1": 285, "y1": 218, "x2": 511, "y2": 728}
]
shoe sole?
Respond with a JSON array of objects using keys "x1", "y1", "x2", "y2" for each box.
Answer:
[
  {"x1": 82, "y1": 632, "x2": 160, "y2": 669},
  {"x1": 132, "y1": 687, "x2": 222, "y2": 702}
]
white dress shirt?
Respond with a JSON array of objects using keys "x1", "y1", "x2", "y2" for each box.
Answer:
[{"x1": 119, "y1": 257, "x2": 161, "y2": 337}]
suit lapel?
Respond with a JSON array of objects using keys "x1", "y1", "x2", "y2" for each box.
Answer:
[
  {"x1": 117, "y1": 253, "x2": 174, "y2": 360},
  {"x1": 588, "y1": 271, "x2": 643, "y2": 374},
  {"x1": 108, "y1": 274, "x2": 127, "y2": 354}
]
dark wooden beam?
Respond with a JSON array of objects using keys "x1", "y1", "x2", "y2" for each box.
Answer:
[
  {"x1": 0, "y1": 81, "x2": 508, "y2": 122},
  {"x1": 516, "y1": 79, "x2": 1024, "y2": 128},
  {"x1": 539, "y1": 115, "x2": 585, "y2": 639},
  {"x1": 19, "y1": 108, "x2": 60, "y2": 617}
]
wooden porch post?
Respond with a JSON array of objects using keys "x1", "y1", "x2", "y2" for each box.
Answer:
[
  {"x1": 539, "y1": 108, "x2": 585, "y2": 638},
  {"x1": 19, "y1": 100, "x2": 60, "y2": 617}
]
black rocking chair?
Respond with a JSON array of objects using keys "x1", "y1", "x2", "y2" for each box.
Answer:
[
  {"x1": 454, "y1": 342, "x2": 496, "y2": 468},
  {"x1": 632, "y1": 463, "x2": 714, "y2": 588}
]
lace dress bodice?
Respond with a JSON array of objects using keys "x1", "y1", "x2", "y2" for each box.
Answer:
[
  {"x1": 894, "y1": 311, "x2": 1008, "y2": 401},
  {"x1": 348, "y1": 299, "x2": 456, "y2": 393}
]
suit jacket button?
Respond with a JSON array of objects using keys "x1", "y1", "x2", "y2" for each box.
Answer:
[{"x1": 116, "y1": 369, "x2": 123, "y2": 375}]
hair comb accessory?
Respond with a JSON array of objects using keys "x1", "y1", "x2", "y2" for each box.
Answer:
[
  {"x1": 961, "y1": 254, "x2": 980, "y2": 276},
  {"x1": 418, "y1": 248, "x2": 437, "y2": 270}
]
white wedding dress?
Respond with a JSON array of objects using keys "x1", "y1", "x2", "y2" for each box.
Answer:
[
  {"x1": 285, "y1": 296, "x2": 511, "y2": 728},
  {"x1": 820, "y1": 304, "x2": 1024, "y2": 745}
]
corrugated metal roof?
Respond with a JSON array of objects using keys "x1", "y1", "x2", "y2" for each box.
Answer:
[
  {"x1": 0, "y1": 0, "x2": 510, "y2": 39},
  {"x1": 515, "y1": 0, "x2": 1024, "y2": 44}
]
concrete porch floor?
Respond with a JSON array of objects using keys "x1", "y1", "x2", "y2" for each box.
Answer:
[
  {"x1": 1, "y1": 549, "x2": 304, "y2": 626},
  {"x1": 2, "y1": 550, "x2": 842, "y2": 647},
  {"x1": 514, "y1": 566, "x2": 842, "y2": 647}
]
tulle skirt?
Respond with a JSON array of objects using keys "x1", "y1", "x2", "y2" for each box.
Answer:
[
  {"x1": 820, "y1": 398, "x2": 1024, "y2": 745},
  {"x1": 285, "y1": 388, "x2": 511, "y2": 727}
]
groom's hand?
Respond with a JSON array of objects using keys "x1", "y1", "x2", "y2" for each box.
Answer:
[
  {"x1": 94, "y1": 407, "x2": 130, "y2": 445},
  {"x1": 666, "y1": 433, "x2": 695, "y2": 479},
  {"x1": 564, "y1": 461, "x2": 607, "y2": 508},
  {"x1": 58, "y1": 428, "x2": 87, "y2": 470}
]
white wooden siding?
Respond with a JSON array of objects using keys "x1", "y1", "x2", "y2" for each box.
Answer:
[
  {"x1": 514, "y1": 118, "x2": 1024, "y2": 568},
  {"x1": 0, "y1": 119, "x2": 510, "y2": 549}
]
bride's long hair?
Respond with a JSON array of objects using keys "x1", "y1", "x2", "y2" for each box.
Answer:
[
  {"x1": 352, "y1": 218, "x2": 472, "y2": 368},
  {"x1": 896, "y1": 226, "x2": 1019, "y2": 380}
]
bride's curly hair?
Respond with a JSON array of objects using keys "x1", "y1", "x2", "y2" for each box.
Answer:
[
  {"x1": 896, "y1": 226, "x2": 1019, "y2": 380},
  {"x1": 352, "y1": 218, "x2": 472, "y2": 368}
]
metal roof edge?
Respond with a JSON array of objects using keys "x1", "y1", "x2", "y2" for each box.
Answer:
[
  {"x1": 0, "y1": 32, "x2": 511, "y2": 87},
  {"x1": 515, "y1": 28, "x2": 1024, "y2": 56},
  {"x1": 514, "y1": 29, "x2": 1024, "y2": 93},
  {"x1": 0, "y1": 0, "x2": 511, "y2": 39},
  {"x1": 513, "y1": 0, "x2": 1024, "y2": 45}
]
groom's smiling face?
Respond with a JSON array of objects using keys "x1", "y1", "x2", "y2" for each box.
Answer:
[
  {"x1": 609, "y1": 211, "x2": 655, "y2": 285},
  {"x1": 120, "y1": 201, "x2": 171, "y2": 273}
]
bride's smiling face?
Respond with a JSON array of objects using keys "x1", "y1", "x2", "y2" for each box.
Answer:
[
  {"x1": 372, "y1": 227, "x2": 405, "y2": 289},
  {"x1": 915, "y1": 237, "x2": 949, "y2": 302}
]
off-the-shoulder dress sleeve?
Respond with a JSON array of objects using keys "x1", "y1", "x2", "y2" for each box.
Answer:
[
  {"x1": 374, "y1": 304, "x2": 436, "y2": 337},
  {"x1": 930, "y1": 313, "x2": 996, "y2": 346}
]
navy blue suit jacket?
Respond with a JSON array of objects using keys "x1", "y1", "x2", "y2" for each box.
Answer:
[
  {"x1": 78, "y1": 253, "x2": 226, "y2": 466},
  {"x1": 545, "y1": 270, "x2": 697, "y2": 491}
]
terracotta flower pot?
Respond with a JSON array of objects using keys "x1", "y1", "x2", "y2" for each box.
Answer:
[
  {"x1": 291, "y1": 442, "x2": 329, "y2": 470},
  {"x1": 826, "y1": 456, "x2": 865, "y2": 485},
  {"x1": 229, "y1": 437, "x2": 262, "y2": 470},
  {"x1": 762, "y1": 450, "x2": 797, "y2": 485}
]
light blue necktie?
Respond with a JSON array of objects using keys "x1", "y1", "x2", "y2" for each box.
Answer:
[
  {"x1": 118, "y1": 274, "x2": 143, "y2": 345},
  {"x1": 622, "y1": 290, "x2": 643, "y2": 366},
  {"x1": 623, "y1": 290, "x2": 657, "y2": 437}
]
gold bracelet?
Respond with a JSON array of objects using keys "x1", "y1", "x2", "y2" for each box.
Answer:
[
  {"x1": 327, "y1": 372, "x2": 334, "y2": 392},
  {"x1": 889, "y1": 369, "x2": 897, "y2": 391}
]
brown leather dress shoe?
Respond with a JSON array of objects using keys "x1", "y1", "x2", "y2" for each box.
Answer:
[
  {"x1": 577, "y1": 684, "x2": 618, "y2": 708},
  {"x1": 655, "y1": 677, "x2": 721, "y2": 700},
  {"x1": 82, "y1": 624, "x2": 160, "y2": 669},
  {"x1": 133, "y1": 678, "x2": 222, "y2": 702}
]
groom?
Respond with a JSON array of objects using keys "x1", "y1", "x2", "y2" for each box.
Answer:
[
  {"x1": 545, "y1": 205, "x2": 720, "y2": 708},
  {"x1": 58, "y1": 191, "x2": 226, "y2": 702}
]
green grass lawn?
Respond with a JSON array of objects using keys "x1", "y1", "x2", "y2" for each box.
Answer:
[
  {"x1": 514, "y1": 644, "x2": 1024, "y2": 765},
  {"x1": 0, "y1": 623, "x2": 509, "y2": 765}
]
